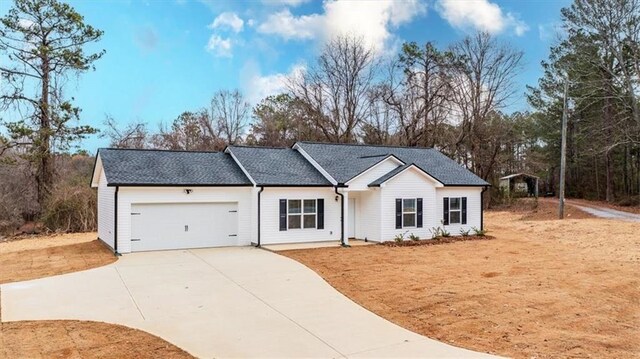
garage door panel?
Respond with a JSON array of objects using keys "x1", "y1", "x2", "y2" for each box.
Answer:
[{"x1": 130, "y1": 202, "x2": 238, "y2": 252}]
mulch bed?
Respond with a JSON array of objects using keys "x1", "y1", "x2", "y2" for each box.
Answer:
[{"x1": 381, "y1": 235, "x2": 494, "y2": 247}]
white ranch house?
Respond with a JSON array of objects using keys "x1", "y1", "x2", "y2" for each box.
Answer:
[{"x1": 90, "y1": 142, "x2": 489, "y2": 253}]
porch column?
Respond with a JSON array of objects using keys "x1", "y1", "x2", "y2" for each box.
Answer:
[{"x1": 342, "y1": 190, "x2": 349, "y2": 246}]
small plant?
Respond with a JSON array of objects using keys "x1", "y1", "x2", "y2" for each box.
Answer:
[
  {"x1": 409, "y1": 233, "x2": 420, "y2": 241},
  {"x1": 429, "y1": 226, "x2": 443, "y2": 239},
  {"x1": 472, "y1": 226, "x2": 487, "y2": 236},
  {"x1": 441, "y1": 229, "x2": 451, "y2": 237},
  {"x1": 394, "y1": 230, "x2": 408, "y2": 243},
  {"x1": 460, "y1": 228, "x2": 470, "y2": 237}
]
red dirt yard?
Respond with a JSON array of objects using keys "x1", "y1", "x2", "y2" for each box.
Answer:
[{"x1": 281, "y1": 203, "x2": 640, "y2": 358}]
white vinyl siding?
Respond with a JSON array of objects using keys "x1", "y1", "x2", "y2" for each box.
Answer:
[
  {"x1": 346, "y1": 157, "x2": 402, "y2": 190},
  {"x1": 116, "y1": 186, "x2": 253, "y2": 253},
  {"x1": 97, "y1": 170, "x2": 115, "y2": 249},
  {"x1": 260, "y1": 187, "x2": 340, "y2": 245},
  {"x1": 437, "y1": 187, "x2": 482, "y2": 234},
  {"x1": 380, "y1": 167, "x2": 438, "y2": 241}
]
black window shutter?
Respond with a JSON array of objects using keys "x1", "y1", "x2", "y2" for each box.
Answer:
[
  {"x1": 279, "y1": 199, "x2": 287, "y2": 231},
  {"x1": 443, "y1": 197, "x2": 449, "y2": 225},
  {"x1": 317, "y1": 199, "x2": 324, "y2": 229},
  {"x1": 395, "y1": 199, "x2": 402, "y2": 229},
  {"x1": 461, "y1": 197, "x2": 467, "y2": 225},
  {"x1": 417, "y1": 198, "x2": 423, "y2": 228}
]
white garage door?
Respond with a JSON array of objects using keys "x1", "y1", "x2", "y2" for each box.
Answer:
[{"x1": 130, "y1": 202, "x2": 238, "y2": 252}]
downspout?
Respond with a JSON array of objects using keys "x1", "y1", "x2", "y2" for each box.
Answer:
[
  {"x1": 114, "y1": 186, "x2": 120, "y2": 256},
  {"x1": 334, "y1": 186, "x2": 347, "y2": 247},
  {"x1": 256, "y1": 186, "x2": 264, "y2": 247},
  {"x1": 480, "y1": 186, "x2": 487, "y2": 231}
]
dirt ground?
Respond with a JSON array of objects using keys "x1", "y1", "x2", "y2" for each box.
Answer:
[
  {"x1": 0, "y1": 232, "x2": 116, "y2": 284},
  {"x1": 281, "y1": 205, "x2": 640, "y2": 358},
  {"x1": 0, "y1": 320, "x2": 193, "y2": 359}
]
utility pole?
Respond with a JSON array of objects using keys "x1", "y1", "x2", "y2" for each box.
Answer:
[{"x1": 559, "y1": 79, "x2": 569, "y2": 219}]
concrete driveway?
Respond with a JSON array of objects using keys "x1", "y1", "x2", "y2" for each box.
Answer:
[{"x1": 1, "y1": 247, "x2": 495, "y2": 358}]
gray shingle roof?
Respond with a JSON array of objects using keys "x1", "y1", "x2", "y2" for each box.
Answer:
[
  {"x1": 368, "y1": 163, "x2": 413, "y2": 186},
  {"x1": 98, "y1": 148, "x2": 251, "y2": 186},
  {"x1": 227, "y1": 146, "x2": 332, "y2": 186},
  {"x1": 296, "y1": 142, "x2": 489, "y2": 186}
]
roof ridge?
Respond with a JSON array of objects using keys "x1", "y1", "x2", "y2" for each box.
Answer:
[
  {"x1": 229, "y1": 145, "x2": 293, "y2": 150},
  {"x1": 99, "y1": 147, "x2": 223, "y2": 154},
  {"x1": 296, "y1": 141, "x2": 434, "y2": 150}
]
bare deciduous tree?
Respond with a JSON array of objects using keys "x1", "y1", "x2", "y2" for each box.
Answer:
[
  {"x1": 101, "y1": 115, "x2": 149, "y2": 149},
  {"x1": 381, "y1": 42, "x2": 456, "y2": 147},
  {"x1": 209, "y1": 89, "x2": 250, "y2": 145},
  {"x1": 288, "y1": 35, "x2": 378, "y2": 143},
  {"x1": 449, "y1": 32, "x2": 524, "y2": 179}
]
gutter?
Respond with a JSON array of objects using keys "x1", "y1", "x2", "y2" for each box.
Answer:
[
  {"x1": 334, "y1": 186, "x2": 348, "y2": 247},
  {"x1": 256, "y1": 186, "x2": 264, "y2": 247},
  {"x1": 114, "y1": 186, "x2": 120, "y2": 256}
]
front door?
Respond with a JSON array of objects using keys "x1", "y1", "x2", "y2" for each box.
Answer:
[{"x1": 348, "y1": 198, "x2": 356, "y2": 238}]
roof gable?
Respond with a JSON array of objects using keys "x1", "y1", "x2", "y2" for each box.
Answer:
[
  {"x1": 345, "y1": 154, "x2": 404, "y2": 185},
  {"x1": 369, "y1": 163, "x2": 444, "y2": 187}
]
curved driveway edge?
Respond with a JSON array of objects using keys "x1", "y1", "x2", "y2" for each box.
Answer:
[{"x1": 1, "y1": 247, "x2": 497, "y2": 358}]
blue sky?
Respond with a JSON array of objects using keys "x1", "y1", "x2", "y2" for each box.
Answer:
[{"x1": 1, "y1": 0, "x2": 570, "y2": 152}]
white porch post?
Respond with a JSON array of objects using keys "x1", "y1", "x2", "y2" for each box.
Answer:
[{"x1": 342, "y1": 190, "x2": 349, "y2": 246}]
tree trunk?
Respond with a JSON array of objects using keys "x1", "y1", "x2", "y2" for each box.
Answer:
[
  {"x1": 606, "y1": 150, "x2": 615, "y2": 203},
  {"x1": 37, "y1": 54, "x2": 53, "y2": 209}
]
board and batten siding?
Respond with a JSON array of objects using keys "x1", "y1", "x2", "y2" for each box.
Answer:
[
  {"x1": 436, "y1": 187, "x2": 483, "y2": 235},
  {"x1": 260, "y1": 187, "x2": 340, "y2": 245},
  {"x1": 346, "y1": 158, "x2": 402, "y2": 190},
  {"x1": 379, "y1": 168, "x2": 440, "y2": 241},
  {"x1": 97, "y1": 170, "x2": 115, "y2": 249},
  {"x1": 116, "y1": 187, "x2": 253, "y2": 253}
]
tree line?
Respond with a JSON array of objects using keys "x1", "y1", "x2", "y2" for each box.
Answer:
[{"x1": 1, "y1": 0, "x2": 639, "y2": 235}]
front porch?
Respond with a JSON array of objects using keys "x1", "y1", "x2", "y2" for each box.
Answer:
[{"x1": 262, "y1": 239, "x2": 373, "y2": 252}]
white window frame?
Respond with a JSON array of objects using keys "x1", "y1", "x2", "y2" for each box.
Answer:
[
  {"x1": 287, "y1": 199, "x2": 317, "y2": 230},
  {"x1": 402, "y1": 198, "x2": 417, "y2": 228},
  {"x1": 448, "y1": 197, "x2": 462, "y2": 224}
]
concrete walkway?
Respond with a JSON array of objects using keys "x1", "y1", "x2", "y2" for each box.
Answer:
[
  {"x1": 567, "y1": 201, "x2": 640, "y2": 222},
  {"x1": 1, "y1": 247, "x2": 496, "y2": 358}
]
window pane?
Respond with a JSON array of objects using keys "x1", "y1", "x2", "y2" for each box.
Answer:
[
  {"x1": 450, "y1": 211, "x2": 461, "y2": 224},
  {"x1": 303, "y1": 199, "x2": 316, "y2": 213},
  {"x1": 403, "y1": 213, "x2": 416, "y2": 227},
  {"x1": 403, "y1": 198, "x2": 416, "y2": 212},
  {"x1": 303, "y1": 214, "x2": 316, "y2": 228},
  {"x1": 288, "y1": 200, "x2": 301, "y2": 214},
  {"x1": 450, "y1": 197, "x2": 461, "y2": 210},
  {"x1": 288, "y1": 215, "x2": 301, "y2": 229}
]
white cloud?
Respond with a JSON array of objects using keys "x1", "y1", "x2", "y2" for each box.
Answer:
[
  {"x1": 257, "y1": 0, "x2": 426, "y2": 53},
  {"x1": 209, "y1": 12, "x2": 244, "y2": 33},
  {"x1": 257, "y1": 9, "x2": 323, "y2": 40},
  {"x1": 240, "y1": 61, "x2": 306, "y2": 104},
  {"x1": 261, "y1": 0, "x2": 310, "y2": 6},
  {"x1": 436, "y1": 0, "x2": 528, "y2": 36},
  {"x1": 205, "y1": 35, "x2": 233, "y2": 57}
]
